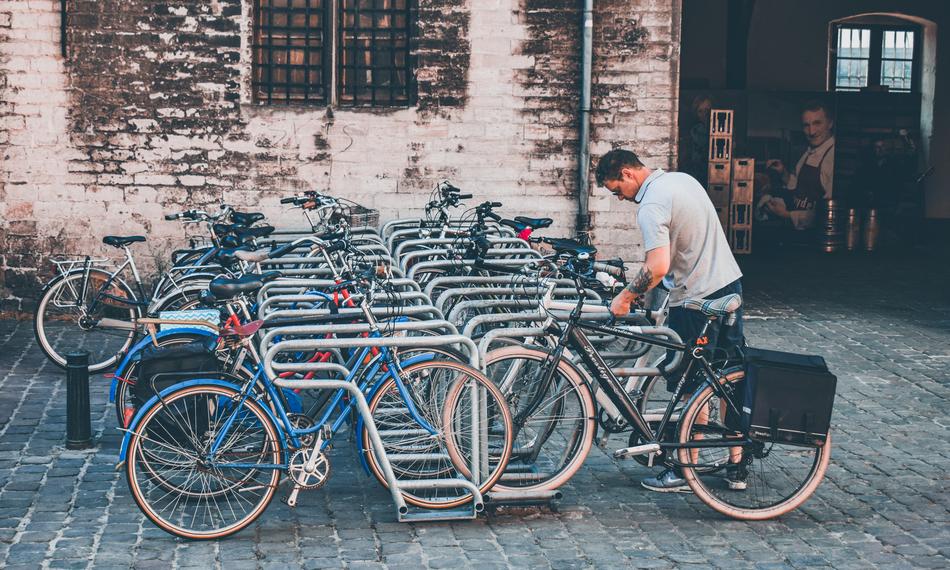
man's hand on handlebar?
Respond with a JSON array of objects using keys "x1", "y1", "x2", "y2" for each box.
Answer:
[{"x1": 609, "y1": 289, "x2": 638, "y2": 317}]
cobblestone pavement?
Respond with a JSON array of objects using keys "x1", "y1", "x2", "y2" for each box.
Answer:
[{"x1": 0, "y1": 249, "x2": 948, "y2": 569}]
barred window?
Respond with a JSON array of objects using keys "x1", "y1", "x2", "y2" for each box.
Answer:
[
  {"x1": 253, "y1": 0, "x2": 415, "y2": 107},
  {"x1": 831, "y1": 24, "x2": 919, "y2": 94}
]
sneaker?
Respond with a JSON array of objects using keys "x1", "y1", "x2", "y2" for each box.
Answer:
[
  {"x1": 641, "y1": 469, "x2": 690, "y2": 493},
  {"x1": 725, "y1": 464, "x2": 748, "y2": 491}
]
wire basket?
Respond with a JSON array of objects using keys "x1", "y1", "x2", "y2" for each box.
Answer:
[{"x1": 347, "y1": 204, "x2": 379, "y2": 229}]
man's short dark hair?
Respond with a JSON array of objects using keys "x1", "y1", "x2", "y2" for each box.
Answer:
[
  {"x1": 595, "y1": 148, "x2": 644, "y2": 186},
  {"x1": 801, "y1": 99, "x2": 835, "y2": 124}
]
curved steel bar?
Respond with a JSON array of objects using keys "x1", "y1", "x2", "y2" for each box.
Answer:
[
  {"x1": 259, "y1": 319, "x2": 460, "y2": 352},
  {"x1": 271, "y1": 378, "x2": 410, "y2": 517},
  {"x1": 262, "y1": 304, "x2": 445, "y2": 323},
  {"x1": 265, "y1": 334, "x2": 480, "y2": 372}
]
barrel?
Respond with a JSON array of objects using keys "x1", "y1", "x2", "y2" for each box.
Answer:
[
  {"x1": 863, "y1": 209, "x2": 880, "y2": 251},
  {"x1": 820, "y1": 200, "x2": 846, "y2": 253},
  {"x1": 845, "y1": 208, "x2": 861, "y2": 251}
]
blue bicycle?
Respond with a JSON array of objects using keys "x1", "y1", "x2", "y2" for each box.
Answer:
[{"x1": 119, "y1": 301, "x2": 513, "y2": 539}]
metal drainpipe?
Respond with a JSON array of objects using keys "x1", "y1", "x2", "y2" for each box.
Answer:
[{"x1": 576, "y1": 0, "x2": 594, "y2": 243}]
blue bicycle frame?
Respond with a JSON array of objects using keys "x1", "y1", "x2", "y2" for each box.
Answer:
[{"x1": 118, "y1": 333, "x2": 441, "y2": 471}]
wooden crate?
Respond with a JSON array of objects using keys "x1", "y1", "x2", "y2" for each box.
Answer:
[
  {"x1": 709, "y1": 135, "x2": 732, "y2": 162},
  {"x1": 731, "y1": 178, "x2": 754, "y2": 204},
  {"x1": 732, "y1": 157, "x2": 755, "y2": 180},
  {"x1": 731, "y1": 227, "x2": 752, "y2": 254},
  {"x1": 715, "y1": 206, "x2": 730, "y2": 233},
  {"x1": 708, "y1": 161, "x2": 731, "y2": 185},
  {"x1": 708, "y1": 183, "x2": 730, "y2": 207},
  {"x1": 731, "y1": 203, "x2": 752, "y2": 227},
  {"x1": 709, "y1": 109, "x2": 734, "y2": 135}
]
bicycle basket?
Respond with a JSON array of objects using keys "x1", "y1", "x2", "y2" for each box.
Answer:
[{"x1": 347, "y1": 204, "x2": 379, "y2": 229}]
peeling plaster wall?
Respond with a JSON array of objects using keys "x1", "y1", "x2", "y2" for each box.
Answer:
[{"x1": 0, "y1": 0, "x2": 681, "y2": 310}]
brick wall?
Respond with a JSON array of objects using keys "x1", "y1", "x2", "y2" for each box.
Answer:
[{"x1": 0, "y1": 0, "x2": 681, "y2": 310}]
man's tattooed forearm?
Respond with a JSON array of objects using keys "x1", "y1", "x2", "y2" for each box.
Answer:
[{"x1": 624, "y1": 266, "x2": 653, "y2": 295}]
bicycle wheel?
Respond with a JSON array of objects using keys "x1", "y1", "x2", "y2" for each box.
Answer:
[
  {"x1": 125, "y1": 384, "x2": 282, "y2": 540},
  {"x1": 484, "y1": 346, "x2": 595, "y2": 492},
  {"x1": 677, "y1": 373, "x2": 831, "y2": 520},
  {"x1": 362, "y1": 360, "x2": 513, "y2": 509},
  {"x1": 34, "y1": 269, "x2": 138, "y2": 372}
]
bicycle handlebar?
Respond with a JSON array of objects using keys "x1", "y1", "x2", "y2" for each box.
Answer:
[{"x1": 592, "y1": 261, "x2": 625, "y2": 279}]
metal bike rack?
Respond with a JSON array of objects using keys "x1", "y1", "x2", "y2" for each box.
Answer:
[
  {"x1": 265, "y1": 334, "x2": 491, "y2": 522},
  {"x1": 393, "y1": 236, "x2": 531, "y2": 266},
  {"x1": 258, "y1": 291, "x2": 432, "y2": 316},
  {"x1": 259, "y1": 319, "x2": 461, "y2": 352},
  {"x1": 433, "y1": 286, "x2": 599, "y2": 316},
  {"x1": 423, "y1": 276, "x2": 576, "y2": 299},
  {"x1": 399, "y1": 246, "x2": 542, "y2": 271},
  {"x1": 273, "y1": 377, "x2": 484, "y2": 521},
  {"x1": 262, "y1": 304, "x2": 446, "y2": 323},
  {"x1": 407, "y1": 258, "x2": 540, "y2": 281},
  {"x1": 258, "y1": 278, "x2": 421, "y2": 302}
]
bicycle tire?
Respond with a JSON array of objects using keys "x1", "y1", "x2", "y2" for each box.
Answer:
[
  {"x1": 361, "y1": 359, "x2": 513, "y2": 509},
  {"x1": 34, "y1": 269, "x2": 139, "y2": 372},
  {"x1": 677, "y1": 373, "x2": 831, "y2": 520},
  {"x1": 484, "y1": 345, "x2": 595, "y2": 492},
  {"x1": 125, "y1": 383, "x2": 282, "y2": 539}
]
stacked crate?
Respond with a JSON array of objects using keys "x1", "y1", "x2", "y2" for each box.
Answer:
[
  {"x1": 707, "y1": 110, "x2": 733, "y2": 235},
  {"x1": 730, "y1": 157, "x2": 754, "y2": 254}
]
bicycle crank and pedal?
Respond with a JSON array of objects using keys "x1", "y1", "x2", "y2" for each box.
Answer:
[{"x1": 285, "y1": 427, "x2": 332, "y2": 507}]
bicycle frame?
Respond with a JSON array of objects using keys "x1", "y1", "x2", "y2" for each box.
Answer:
[
  {"x1": 206, "y1": 340, "x2": 440, "y2": 471},
  {"x1": 535, "y1": 301, "x2": 749, "y2": 463}
]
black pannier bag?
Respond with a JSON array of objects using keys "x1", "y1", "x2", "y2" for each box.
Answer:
[
  {"x1": 133, "y1": 338, "x2": 221, "y2": 408},
  {"x1": 741, "y1": 347, "x2": 836, "y2": 447},
  {"x1": 132, "y1": 339, "x2": 221, "y2": 444}
]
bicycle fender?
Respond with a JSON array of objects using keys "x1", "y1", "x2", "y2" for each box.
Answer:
[
  {"x1": 116, "y1": 378, "x2": 289, "y2": 465},
  {"x1": 108, "y1": 328, "x2": 218, "y2": 402}
]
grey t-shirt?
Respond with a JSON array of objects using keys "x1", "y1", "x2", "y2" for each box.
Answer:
[{"x1": 635, "y1": 169, "x2": 742, "y2": 307}]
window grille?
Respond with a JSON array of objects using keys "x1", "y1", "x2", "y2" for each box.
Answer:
[
  {"x1": 253, "y1": 0, "x2": 415, "y2": 107},
  {"x1": 831, "y1": 24, "x2": 919, "y2": 94},
  {"x1": 254, "y1": 0, "x2": 330, "y2": 105},
  {"x1": 340, "y1": 0, "x2": 414, "y2": 106}
]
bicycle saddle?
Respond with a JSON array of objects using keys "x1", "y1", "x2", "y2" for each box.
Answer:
[
  {"x1": 208, "y1": 271, "x2": 281, "y2": 299},
  {"x1": 230, "y1": 211, "x2": 265, "y2": 226},
  {"x1": 514, "y1": 216, "x2": 553, "y2": 229},
  {"x1": 683, "y1": 293, "x2": 742, "y2": 317},
  {"x1": 544, "y1": 237, "x2": 597, "y2": 256},
  {"x1": 221, "y1": 319, "x2": 264, "y2": 338},
  {"x1": 214, "y1": 247, "x2": 266, "y2": 267},
  {"x1": 103, "y1": 235, "x2": 146, "y2": 248},
  {"x1": 233, "y1": 225, "x2": 275, "y2": 240}
]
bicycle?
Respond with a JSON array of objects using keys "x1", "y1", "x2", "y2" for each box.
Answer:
[
  {"x1": 484, "y1": 265, "x2": 830, "y2": 519},
  {"x1": 118, "y1": 266, "x2": 514, "y2": 539},
  {"x1": 33, "y1": 235, "x2": 213, "y2": 372}
]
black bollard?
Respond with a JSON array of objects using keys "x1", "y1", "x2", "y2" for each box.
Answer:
[{"x1": 65, "y1": 350, "x2": 93, "y2": 450}]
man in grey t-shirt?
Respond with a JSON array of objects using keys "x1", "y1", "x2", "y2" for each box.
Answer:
[{"x1": 595, "y1": 148, "x2": 746, "y2": 493}]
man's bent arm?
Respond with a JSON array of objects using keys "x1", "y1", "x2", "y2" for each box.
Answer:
[{"x1": 610, "y1": 246, "x2": 670, "y2": 316}]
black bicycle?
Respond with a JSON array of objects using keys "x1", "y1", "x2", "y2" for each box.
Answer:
[{"x1": 484, "y1": 260, "x2": 831, "y2": 520}]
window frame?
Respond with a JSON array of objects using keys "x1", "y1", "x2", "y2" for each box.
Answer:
[
  {"x1": 252, "y1": 0, "x2": 417, "y2": 108},
  {"x1": 830, "y1": 22, "x2": 922, "y2": 94}
]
